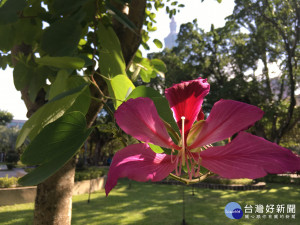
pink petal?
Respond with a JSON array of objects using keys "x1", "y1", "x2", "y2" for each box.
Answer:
[
  {"x1": 197, "y1": 109, "x2": 205, "y2": 121},
  {"x1": 189, "y1": 99, "x2": 264, "y2": 148},
  {"x1": 115, "y1": 97, "x2": 179, "y2": 149},
  {"x1": 200, "y1": 132, "x2": 300, "y2": 179},
  {"x1": 105, "y1": 143, "x2": 176, "y2": 196},
  {"x1": 165, "y1": 78, "x2": 210, "y2": 137}
]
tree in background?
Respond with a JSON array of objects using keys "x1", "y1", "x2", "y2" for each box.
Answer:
[{"x1": 0, "y1": 110, "x2": 13, "y2": 125}]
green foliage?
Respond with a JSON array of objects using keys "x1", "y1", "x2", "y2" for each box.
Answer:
[
  {"x1": 35, "y1": 57, "x2": 85, "y2": 69},
  {"x1": 129, "y1": 50, "x2": 167, "y2": 83},
  {"x1": 110, "y1": 75, "x2": 135, "y2": 108},
  {"x1": 256, "y1": 174, "x2": 300, "y2": 185},
  {"x1": 0, "y1": 175, "x2": 19, "y2": 188},
  {"x1": 97, "y1": 22, "x2": 135, "y2": 108},
  {"x1": 19, "y1": 112, "x2": 92, "y2": 186},
  {"x1": 0, "y1": 110, "x2": 13, "y2": 125},
  {"x1": 0, "y1": 0, "x2": 26, "y2": 24},
  {"x1": 202, "y1": 177, "x2": 253, "y2": 185},
  {"x1": 16, "y1": 83, "x2": 90, "y2": 148},
  {"x1": 74, "y1": 167, "x2": 106, "y2": 181},
  {"x1": 97, "y1": 22, "x2": 126, "y2": 78},
  {"x1": 0, "y1": 126, "x2": 19, "y2": 153},
  {"x1": 41, "y1": 18, "x2": 82, "y2": 56},
  {"x1": 5, "y1": 150, "x2": 19, "y2": 164}
]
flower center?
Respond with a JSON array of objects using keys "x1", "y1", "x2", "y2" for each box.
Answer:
[{"x1": 171, "y1": 116, "x2": 202, "y2": 179}]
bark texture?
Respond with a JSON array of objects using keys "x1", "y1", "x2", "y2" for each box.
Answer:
[{"x1": 33, "y1": 158, "x2": 76, "y2": 225}]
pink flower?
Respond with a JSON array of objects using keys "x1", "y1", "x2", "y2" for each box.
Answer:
[{"x1": 105, "y1": 78, "x2": 300, "y2": 196}]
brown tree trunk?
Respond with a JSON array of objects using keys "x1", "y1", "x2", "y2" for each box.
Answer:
[{"x1": 33, "y1": 158, "x2": 76, "y2": 225}]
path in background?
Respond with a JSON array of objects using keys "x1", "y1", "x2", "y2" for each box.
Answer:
[{"x1": 0, "y1": 167, "x2": 26, "y2": 178}]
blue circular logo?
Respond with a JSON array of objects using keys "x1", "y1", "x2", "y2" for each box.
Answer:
[{"x1": 225, "y1": 202, "x2": 243, "y2": 219}]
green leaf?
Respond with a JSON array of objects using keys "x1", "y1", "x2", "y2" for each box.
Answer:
[
  {"x1": 16, "y1": 84, "x2": 90, "y2": 148},
  {"x1": 41, "y1": 18, "x2": 82, "y2": 56},
  {"x1": 13, "y1": 17, "x2": 42, "y2": 46},
  {"x1": 108, "y1": 74, "x2": 135, "y2": 109},
  {"x1": 35, "y1": 56, "x2": 85, "y2": 69},
  {"x1": 153, "y1": 39, "x2": 163, "y2": 49},
  {"x1": 97, "y1": 22, "x2": 126, "y2": 77},
  {"x1": 52, "y1": 0, "x2": 87, "y2": 15},
  {"x1": 151, "y1": 58, "x2": 167, "y2": 73},
  {"x1": 126, "y1": 86, "x2": 180, "y2": 135},
  {"x1": 148, "y1": 143, "x2": 164, "y2": 153},
  {"x1": 137, "y1": 58, "x2": 155, "y2": 83},
  {"x1": 139, "y1": 68, "x2": 156, "y2": 83},
  {"x1": 0, "y1": 24, "x2": 14, "y2": 51},
  {"x1": 19, "y1": 111, "x2": 92, "y2": 186},
  {"x1": 0, "y1": 0, "x2": 26, "y2": 24},
  {"x1": 13, "y1": 62, "x2": 32, "y2": 90},
  {"x1": 48, "y1": 70, "x2": 70, "y2": 100}
]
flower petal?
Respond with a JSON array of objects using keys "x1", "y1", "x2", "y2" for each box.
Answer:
[
  {"x1": 115, "y1": 97, "x2": 179, "y2": 149},
  {"x1": 105, "y1": 143, "x2": 176, "y2": 196},
  {"x1": 200, "y1": 132, "x2": 300, "y2": 179},
  {"x1": 189, "y1": 99, "x2": 264, "y2": 148},
  {"x1": 165, "y1": 77, "x2": 210, "y2": 137}
]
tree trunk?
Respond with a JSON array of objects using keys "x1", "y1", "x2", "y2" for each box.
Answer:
[{"x1": 33, "y1": 158, "x2": 76, "y2": 225}]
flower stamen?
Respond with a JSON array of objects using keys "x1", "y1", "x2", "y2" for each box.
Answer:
[{"x1": 181, "y1": 116, "x2": 186, "y2": 166}]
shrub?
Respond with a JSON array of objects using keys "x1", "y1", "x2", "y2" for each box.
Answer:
[
  {"x1": 5, "y1": 150, "x2": 19, "y2": 169},
  {"x1": 0, "y1": 175, "x2": 19, "y2": 188},
  {"x1": 255, "y1": 174, "x2": 300, "y2": 184},
  {"x1": 74, "y1": 167, "x2": 106, "y2": 182},
  {"x1": 202, "y1": 177, "x2": 253, "y2": 185}
]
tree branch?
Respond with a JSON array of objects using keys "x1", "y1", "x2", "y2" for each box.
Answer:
[{"x1": 110, "y1": 0, "x2": 147, "y2": 68}]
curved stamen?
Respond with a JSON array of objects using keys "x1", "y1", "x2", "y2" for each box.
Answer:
[{"x1": 171, "y1": 149, "x2": 176, "y2": 163}]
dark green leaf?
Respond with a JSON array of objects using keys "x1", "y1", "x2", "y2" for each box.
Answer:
[
  {"x1": 35, "y1": 56, "x2": 85, "y2": 69},
  {"x1": 0, "y1": 24, "x2": 14, "y2": 51},
  {"x1": 13, "y1": 62, "x2": 32, "y2": 90},
  {"x1": 41, "y1": 18, "x2": 82, "y2": 56},
  {"x1": 52, "y1": 0, "x2": 87, "y2": 15},
  {"x1": 0, "y1": 0, "x2": 26, "y2": 24},
  {"x1": 16, "y1": 84, "x2": 89, "y2": 148},
  {"x1": 19, "y1": 111, "x2": 92, "y2": 186}
]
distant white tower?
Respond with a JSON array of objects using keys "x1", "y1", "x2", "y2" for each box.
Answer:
[{"x1": 164, "y1": 17, "x2": 178, "y2": 49}]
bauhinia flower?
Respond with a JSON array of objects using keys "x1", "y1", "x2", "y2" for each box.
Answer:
[{"x1": 105, "y1": 78, "x2": 300, "y2": 196}]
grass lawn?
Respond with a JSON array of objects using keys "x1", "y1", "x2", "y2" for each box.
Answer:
[{"x1": 0, "y1": 179, "x2": 299, "y2": 225}]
